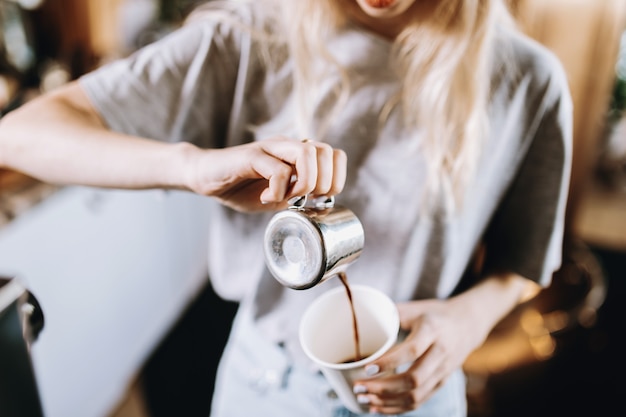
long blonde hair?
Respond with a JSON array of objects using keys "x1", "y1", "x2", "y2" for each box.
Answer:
[
  {"x1": 189, "y1": 0, "x2": 511, "y2": 213},
  {"x1": 273, "y1": 0, "x2": 510, "y2": 213}
]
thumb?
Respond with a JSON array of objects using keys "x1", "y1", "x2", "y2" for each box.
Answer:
[{"x1": 396, "y1": 301, "x2": 427, "y2": 330}]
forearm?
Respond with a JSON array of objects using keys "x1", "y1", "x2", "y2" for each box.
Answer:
[
  {"x1": 0, "y1": 81, "x2": 347, "y2": 212},
  {"x1": 447, "y1": 272, "x2": 532, "y2": 345},
  {"x1": 0, "y1": 82, "x2": 194, "y2": 190}
]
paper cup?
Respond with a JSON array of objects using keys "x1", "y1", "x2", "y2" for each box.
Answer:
[{"x1": 299, "y1": 285, "x2": 399, "y2": 413}]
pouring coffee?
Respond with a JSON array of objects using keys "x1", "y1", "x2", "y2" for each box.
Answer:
[{"x1": 263, "y1": 195, "x2": 365, "y2": 290}]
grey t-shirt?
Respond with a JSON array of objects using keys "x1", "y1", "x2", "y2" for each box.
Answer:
[{"x1": 80, "y1": 2, "x2": 572, "y2": 361}]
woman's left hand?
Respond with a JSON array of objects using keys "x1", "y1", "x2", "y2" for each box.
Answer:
[{"x1": 352, "y1": 298, "x2": 488, "y2": 415}]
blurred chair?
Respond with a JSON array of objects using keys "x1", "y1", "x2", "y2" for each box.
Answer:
[{"x1": 0, "y1": 276, "x2": 45, "y2": 417}]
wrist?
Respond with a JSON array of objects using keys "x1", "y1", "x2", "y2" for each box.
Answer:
[
  {"x1": 169, "y1": 141, "x2": 200, "y2": 191},
  {"x1": 446, "y1": 295, "x2": 493, "y2": 349},
  {"x1": 450, "y1": 273, "x2": 529, "y2": 344}
]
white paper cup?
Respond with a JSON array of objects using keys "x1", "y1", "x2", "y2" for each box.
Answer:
[{"x1": 299, "y1": 285, "x2": 400, "y2": 413}]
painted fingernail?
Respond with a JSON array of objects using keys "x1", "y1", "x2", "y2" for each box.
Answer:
[
  {"x1": 357, "y1": 394, "x2": 370, "y2": 404},
  {"x1": 353, "y1": 384, "x2": 367, "y2": 394},
  {"x1": 365, "y1": 364, "x2": 380, "y2": 376}
]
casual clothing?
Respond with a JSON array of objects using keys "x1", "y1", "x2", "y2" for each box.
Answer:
[
  {"x1": 210, "y1": 302, "x2": 467, "y2": 417},
  {"x1": 79, "y1": 1, "x2": 572, "y2": 415}
]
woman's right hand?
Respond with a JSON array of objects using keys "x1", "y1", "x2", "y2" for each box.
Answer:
[
  {"x1": 184, "y1": 137, "x2": 347, "y2": 212},
  {"x1": 0, "y1": 83, "x2": 345, "y2": 209}
]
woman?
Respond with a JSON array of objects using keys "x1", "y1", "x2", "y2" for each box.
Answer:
[{"x1": 0, "y1": 0, "x2": 572, "y2": 415}]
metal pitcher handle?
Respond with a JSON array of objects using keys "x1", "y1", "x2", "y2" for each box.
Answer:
[{"x1": 288, "y1": 195, "x2": 335, "y2": 210}]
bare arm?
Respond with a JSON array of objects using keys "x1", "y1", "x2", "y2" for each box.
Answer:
[
  {"x1": 0, "y1": 81, "x2": 193, "y2": 190},
  {"x1": 0, "y1": 81, "x2": 347, "y2": 212},
  {"x1": 442, "y1": 271, "x2": 530, "y2": 344}
]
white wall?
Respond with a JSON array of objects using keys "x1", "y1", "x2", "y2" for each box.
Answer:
[{"x1": 0, "y1": 186, "x2": 212, "y2": 417}]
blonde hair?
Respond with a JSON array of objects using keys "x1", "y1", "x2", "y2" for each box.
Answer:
[
  {"x1": 190, "y1": 0, "x2": 512, "y2": 213},
  {"x1": 275, "y1": 0, "x2": 510, "y2": 213}
]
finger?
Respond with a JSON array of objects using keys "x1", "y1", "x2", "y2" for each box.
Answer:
[
  {"x1": 360, "y1": 370, "x2": 416, "y2": 396},
  {"x1": 362, "y1": 350, "x2": 441, "y2": 396},
  {"x1": 302, "y1": 142, "x2": 347, "y2": 197},
  {"x1": 250, "y1": 152, "x2": 295, "y2": 203},
  {"x1": 310, "y1": 141, "x2": 335, "y2": 196},
  {"x1": 259, "y1": 138, "x2": 318, "y2": 199},
  {"x1": 365, "y1": 370, "x2": 447, "y2": 415},
  {"x1": 356, "y1": 371, "x2": 445, "y2": 415},
  {"x1": 328, "y1": 148, "x2": 347, "y2": 195},
  {"x1": 396, "y1": 301, "x2": 434, "y2": 329},
  {"x1": 361, "y1": 323, "x2": 435, "y2": 378},
  {"x1": 359, "y1": 391, "x2": 416, "y2": 414},
  {"x1": 288, "y1": 141, "x2": 318, "y2": 198},
  {"x1": 369, "y1": 400, "x2": 417, "y2": 416}
]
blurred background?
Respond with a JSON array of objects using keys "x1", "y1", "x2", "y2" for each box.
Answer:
[{"x1": 0, "y1": 0, "x2": 625, "y2": 416}]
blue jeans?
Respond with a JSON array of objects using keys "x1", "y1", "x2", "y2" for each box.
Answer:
[{"x1": 210, "y1": 306, "x2": 467, "y2": 417}]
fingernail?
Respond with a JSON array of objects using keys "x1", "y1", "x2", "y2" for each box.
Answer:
[
  {"x1": 261, "y1": 200, "x2": 269, "y2": 205},
  {"x1": 357, "y1": 394, "x2": 370, "y2": 404},
  {"x1": 365, "y1": 364, "x2": 379, "y2": 376},
  {"x1": 287, "y1": 195, "x2": 305, "y2": 207},
  {"x1": 353, "y1": 384, "x2": 367, "y2": 394}
]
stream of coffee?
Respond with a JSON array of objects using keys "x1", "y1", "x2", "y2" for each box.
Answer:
[{"x1": 338, "y1": 272, "x2": 362, "y2": 362}]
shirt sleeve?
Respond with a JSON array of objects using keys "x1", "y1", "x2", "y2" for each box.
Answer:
[
  {"x1": 79, "y1": 13, "x2": 244, "y2": 148},
  {"x1": 482, "y1": 52, "x2": 573, "y2": 287}
]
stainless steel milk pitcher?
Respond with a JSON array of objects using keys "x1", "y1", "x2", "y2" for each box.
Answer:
[{"x1": 263, "y1": 195, "x2": 365, "y2": 290}]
